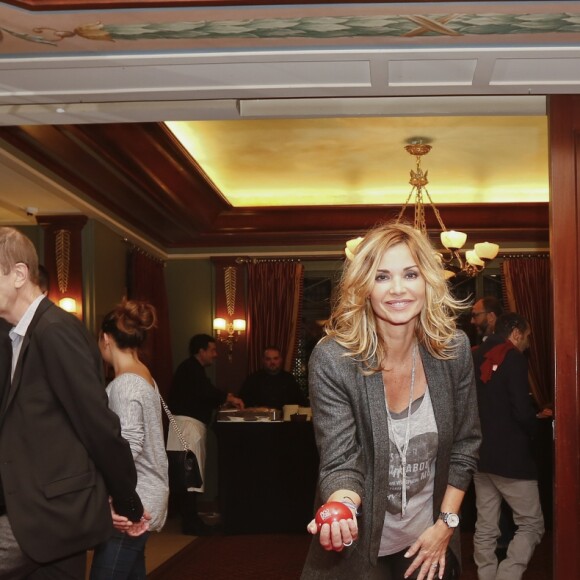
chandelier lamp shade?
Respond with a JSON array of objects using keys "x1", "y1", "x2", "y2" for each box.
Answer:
[{"x1": 394, "y1": 141, "x2": 500, "y2": 278}]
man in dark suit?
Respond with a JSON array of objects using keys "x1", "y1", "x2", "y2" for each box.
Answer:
[
  {"x1": 168, "y1": 333, "x2": 244, "y2": 535},
  {"x1": 472, "y1": 312, "x2": 544, "y2": 580},
  {"x1": 0, "y1": 227, "x2": 146, "y2": 578}
]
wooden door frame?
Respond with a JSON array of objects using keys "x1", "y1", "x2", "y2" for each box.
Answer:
[{"x1": 548, "y1": 94, "x2": 580, "y2": 578}]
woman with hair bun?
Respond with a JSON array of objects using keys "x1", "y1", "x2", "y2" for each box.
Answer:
[
  {"x1": 302, "y1": 222, "x2": 481, "y2": 580},
  {"x1": 90, "y1": 299, "x2": 169, "y2": 579}
]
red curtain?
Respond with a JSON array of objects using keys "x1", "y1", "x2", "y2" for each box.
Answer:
[
  {"x1": 246, "y1": 261, "x2": 304, "y2": 374},
  {"x1": 127, "y1": 247, "x2": 173, "y2": 399},
  {"x1": 501, "y1": 256, "x2": 552, "y2": 409}
]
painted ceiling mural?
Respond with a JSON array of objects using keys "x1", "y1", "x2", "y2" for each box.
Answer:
[{"x1": 0, "y1": 2, "x2": 579, "y2": 53}]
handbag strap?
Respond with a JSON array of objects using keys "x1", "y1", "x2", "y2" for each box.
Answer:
[{"x1": 159, "y1": 393, "x2": 189, "y2": 453}]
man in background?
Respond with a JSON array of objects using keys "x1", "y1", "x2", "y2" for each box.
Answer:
[
  {"x1": 471, "y1": 296, "x2": 503, "y2": 342},
  {"x1": 168, "y1": 333, "x2": 243, "y2": 535},
  {"x1": 240, "y1": 346, "x2": 308, "y2": 409},
  {"x1": 0, "y1": 227, "x2": 145, "y2": 578},
  {"x1": 239, "y1": 345, "x2": 307, "y2": 409},
  {"x1": 472, "y1": 312, "x2": 544, "y2": 580}
]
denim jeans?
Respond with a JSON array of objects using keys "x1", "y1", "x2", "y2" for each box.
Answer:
[{"x1": 90, "y1": 531, "x2": 150, "y2": 580}]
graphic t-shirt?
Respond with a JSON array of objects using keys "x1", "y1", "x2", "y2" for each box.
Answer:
[{"x1": 379, "y1": 387, "x2": 438, "y2": 556}]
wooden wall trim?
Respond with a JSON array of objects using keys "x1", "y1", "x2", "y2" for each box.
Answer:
[
  {"x1": 548, "y1": 94, "x2": 580, "y2": 579},
  {"x1": 212, "y1": 203, "x2": 548, "y2": 234}
]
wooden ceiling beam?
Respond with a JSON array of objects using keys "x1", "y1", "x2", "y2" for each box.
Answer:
[{"x1": 213, "y1": 203, "x2": 548, "y2": 232}]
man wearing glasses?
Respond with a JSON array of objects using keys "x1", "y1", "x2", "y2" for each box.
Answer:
[{"x1": 471, "y1": 296, "x2": 503, "y2": 342}]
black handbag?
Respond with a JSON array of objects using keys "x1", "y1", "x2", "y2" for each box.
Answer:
[
  {"x1": 160, "y1": 395, "x2": 204, "y2": 492},
  {"x1": 167, "y1": 448, "x2": 203, "y2": 492}
]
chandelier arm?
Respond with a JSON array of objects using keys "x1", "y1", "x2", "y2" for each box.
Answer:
[
  {"x1": 415, "y1": 195, "x2": 426, "y2": 234},
  {"x1": 423, "y1": 187, "x2": 449, "y2": 232},
  {"x1": 452, "y1": 249, "x2": 465, "y2": 269},
  {"x1": 393, "y1": 140, "x2": 499, "y2": 280},
  {"x1": 396, "y1": 189, "x2": 416, "y2": 223}
]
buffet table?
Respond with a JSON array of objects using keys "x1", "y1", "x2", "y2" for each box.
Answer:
[{"x1": 215, "y1": 421, "x2": 319, "y2": 534}]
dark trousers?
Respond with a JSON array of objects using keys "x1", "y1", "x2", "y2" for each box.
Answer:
[
  {"x1": 375, "y1": 547, "x2": 459, "y2": 579},
  {"x1": 90, "y1": 531, "x2": 150, "y2": 580},
  {"x1": 175, "y1": 491, "x2": 205, "y2": 530}
]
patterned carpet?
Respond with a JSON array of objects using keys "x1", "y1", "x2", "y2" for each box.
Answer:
[{"x1": 149, "y1": 532, "x2": 552, "y2": 579}]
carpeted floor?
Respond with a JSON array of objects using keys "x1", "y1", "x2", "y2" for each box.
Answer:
[
  {"x1": 149, "y1": 531, "x2": 552, "y2": 579},
  {"x1": 149, "y1": 533, "x2": 310, "y2": 579}
]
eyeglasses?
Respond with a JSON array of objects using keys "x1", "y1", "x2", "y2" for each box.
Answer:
[{"x1": 471, "y1": 311, "x2": 487, "y2": 319}]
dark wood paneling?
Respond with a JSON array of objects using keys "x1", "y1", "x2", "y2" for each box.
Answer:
[
  {"x1": 548, "y1": 94, "x2": 580, "y2": 579},
  {"x1": 212, "y1": 203, "x2": 548, "y2": 236},
  {"x1": 0, "y1": 123, "x2": 230, "y2": 247}
]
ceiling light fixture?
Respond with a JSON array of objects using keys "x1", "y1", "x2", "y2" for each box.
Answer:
[{"x1": 396, "y1": 141, "x2": 499, "y2": 278}]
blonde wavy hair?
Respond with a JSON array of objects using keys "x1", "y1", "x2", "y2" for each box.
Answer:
[{"x1": 326, "y1": 222, "x2": 464, "y2": 372}]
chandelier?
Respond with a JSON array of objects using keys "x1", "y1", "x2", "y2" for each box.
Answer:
[{"x1": 395, "y1": 141, "x2": 499, "y2": 278}]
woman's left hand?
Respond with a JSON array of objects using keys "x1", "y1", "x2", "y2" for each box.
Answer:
[{"x1": 402, "y1": 520, "x2": 453, "y2": 579}]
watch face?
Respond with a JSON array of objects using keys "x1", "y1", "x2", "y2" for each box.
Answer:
[{"x1": 446, "y1": 513, "x2": 460, "y2": 527}]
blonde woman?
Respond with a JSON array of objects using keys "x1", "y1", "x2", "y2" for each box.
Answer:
[
  {"x1": 302, "y1": 223, "x2": 481, "y2": 580},
  {"x1": 90, "y1": 299, "x2": 169, "y2": 579}
]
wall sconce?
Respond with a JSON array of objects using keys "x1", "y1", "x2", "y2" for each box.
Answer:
[
  {"x1": 59, "y1": 297, "x2": 77, "y2": 313},
  {"x1": 213, "y1": 317, "x2": 246, "y2": 361}
]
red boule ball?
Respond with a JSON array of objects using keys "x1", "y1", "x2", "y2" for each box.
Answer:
[{"x1": 315, "y1": 501, "x2": 353, "y2": 529}]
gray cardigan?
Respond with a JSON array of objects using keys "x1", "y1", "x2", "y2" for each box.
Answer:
[{"x1": 301, "y1": 331, "x2": 481, "y2": 579}]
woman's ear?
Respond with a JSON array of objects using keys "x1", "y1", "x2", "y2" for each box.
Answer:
[{"x1": 101, "y1": 332, "x2": 110, "y2": 348}]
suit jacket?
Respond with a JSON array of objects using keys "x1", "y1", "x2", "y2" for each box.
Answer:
[
  {"x1": 168, "y1": 356, "x2": 226, "y2": 425},
  {"x1": 0, "y1": 298, "x2": 142, "y2": 563},
  {"x1": 301, "y1": 331, "x2": 481, "y2": 579},
  {"x1": 473, "y1": 334, "x2": 538, "y2": 479}
]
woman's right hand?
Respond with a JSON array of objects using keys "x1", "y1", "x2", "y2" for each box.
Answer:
[{"x1": 306, "y1": 507, "x2": 358, "y2": 552}]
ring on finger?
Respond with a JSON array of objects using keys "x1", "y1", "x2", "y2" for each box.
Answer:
[
  {"x1": 343, "y1": 539, "x2": 353, "y2": 547},
  {"x1": 431, "y1": 563, "x2": 438, "y2": 568}
]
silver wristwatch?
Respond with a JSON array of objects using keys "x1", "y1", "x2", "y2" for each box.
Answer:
[{"x1": 439, "y1": 512, "x2": 460, "y2": 528}]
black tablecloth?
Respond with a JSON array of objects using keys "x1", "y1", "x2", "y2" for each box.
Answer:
[{"x1": 215, "y1": 421, "x2": 319, "y2": 534}]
